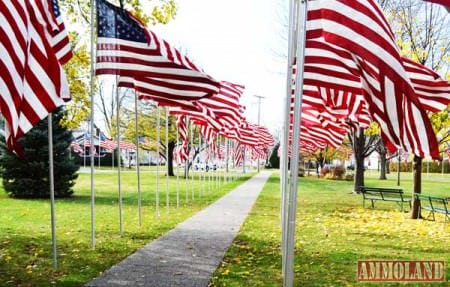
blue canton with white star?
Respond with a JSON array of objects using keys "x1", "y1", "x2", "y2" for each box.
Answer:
[
  {"x1": 51, "y1": 0, "x2": 60, "y2": 17},
  {"x1": 96, "y1": 0, "x2": 147, "y2": 43}
]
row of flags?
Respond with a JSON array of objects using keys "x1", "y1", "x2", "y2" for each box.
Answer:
[
  {"x1": 0, "y1": 0, "x2": 274, "y2": 162},
  {"x1": 71, "y1": 133, "x2": 137, "y2": 155},
  {"x1": 95, "y1": 0, "x2": 274, "y2": 162},
  {"x1": 2, "y1": 0, "x2": 448, "y2": 162},
  {"x1": 288, "y1": 0, "x2": 450, "y2": 160}
]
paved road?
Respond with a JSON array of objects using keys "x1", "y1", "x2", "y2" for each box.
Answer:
[{"x1": 85, "y1": 171, "x2": 272, "y2": 287}]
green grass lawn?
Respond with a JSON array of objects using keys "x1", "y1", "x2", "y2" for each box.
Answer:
[
  {"x1": 210, "y1": 171, "x2": 450, "y2": 287},
  {"x1": 0, "y1": 169, "x2": 250, "y2": 287}
]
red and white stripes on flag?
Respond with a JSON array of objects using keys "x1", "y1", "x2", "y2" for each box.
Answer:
[
  {"x1": 32, "y1": 0, "x2": 72, "y2": 64},
  {"x1": 0, "y1": 0, "x2": 71, "y2": 153},
  {"x1": 194, "y1": 81, "x2": 246, "y2": 132},
  {"x1": 233, "y1": 142, "x2": 245, "y2": 166},
  {"x1": 96, "y1": 0, "x2": 220, "y2": 104},
  {"x1": 175, "y1": 115, "x2": 189, "y2": 162},
  {"x1": 70, "y1": 142, "x2": 83, "y2": 154},
  {"x1": 118, "y1": 140, "x2": 136, "y2": 151},
  {"x1": 45, "y1": 0, "x2": 73, "y2": 64},
  {"x1": 402, "y1": 57, "x2": 450, "y2": 112},
  {"x1": 305, "y1": 0, "x2": 449, "y2": 159},
  {"x1": 100, "y1": 138, "x2": 116, "y2": 152}
]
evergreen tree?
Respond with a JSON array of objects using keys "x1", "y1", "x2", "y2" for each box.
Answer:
[
  {"x1": 0, "y1": 108, "x2": 79, "y2": 198},
  {"x1": 268, "y1": 142, "x2": 280, "y2": 169}
]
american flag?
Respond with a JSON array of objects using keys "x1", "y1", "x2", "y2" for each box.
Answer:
[
  {"x1": 30, "y1": 0, "x2": 72, "y2": 64},
  {"x1": 194, "y1": 81, "x2": 246, "y2": 132},
  {"x1": 402, "y1": 57, "x2": 450, "y2": 112},
  {"x1": 46, "y1": 0, "x2": 73, "y2": 64},
  {"x1": 292, "y1": 35, "x2": 449, "y2": 152},
  {"x1": 70, "y1": 141, "x2": 83, "y2": 154},
  {"x1": 99, "y1": 133, "x2": 116, "y2": 152},
  {"x1": 0, "y1": 0, "x2": 71, "y2": 153},
  {"x1": 199, "y1": 124, "x2": 219, "y2": 156},
  {"x1": 175, "y1": 115, "x2": 189, "y2": 162},
  {"x1": 80, "y1": 134, "x2": 92, "y2": 148},
  {"x1": 169, "y1": 106, "x2": 223, "y2": 133},
  {"x1": 233, "y1": 143, "x2": 245, "y2": 166},
  {"x1": 96, "y1": 0, "x2": 220, "y2": 102},
  {"x1": 306, "y1": 0, "x2": 448, "y2": 159},
  {"x1": 118, "y1": 140, "x2": 136, "y2": 150}
]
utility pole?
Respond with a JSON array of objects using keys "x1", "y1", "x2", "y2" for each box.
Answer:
[{"x1": 254, "y1": 95, "x2": 265, "y2": 172}]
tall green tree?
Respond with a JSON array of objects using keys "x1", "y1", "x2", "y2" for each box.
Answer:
[{"x1": 0, "y1": 108, "x2": 79, "y2": 198}]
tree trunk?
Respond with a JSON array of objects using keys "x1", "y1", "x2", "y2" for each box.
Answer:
[
  {"x1": 183, "y1": 148, "x2": 199, "y2": 178},
  {"x1": 354, "y1": 154, "x2": 365, "y2": 193},
  {"x1": 410, "y1": 155, "x2": 422, "y2": 219},
  {"x1": 379, "y1": 153, "x2": 387, "y2": 180},
  {"x1": 353, "y1": 128, "x2": 365, "y2": 193},
  {"x1": 386, "y1": 161, "x2": 390, "y2": 174},
  {"x1": 167, "y1": 141, "x2": 175, "y2": 176},
  {"x1": 184, "y1": 161, "x2": 189, "y2": 178}
]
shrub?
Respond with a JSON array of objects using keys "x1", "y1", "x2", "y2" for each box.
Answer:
[
  {"x1": 320, "y1": 166, "x2": 330, "y2": 177},
  {"x1": 331, "y1": 166, "x2": 346, "y2": 178}
]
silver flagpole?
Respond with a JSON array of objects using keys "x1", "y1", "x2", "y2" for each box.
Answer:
[
  {"x1": 208, "y1": 138, "x2": 212, "y2": 192},
  {"x1": 185, "y1": 158, "x2": 188, "y2": 202},
  {"x1": 226, "y1": 138, "x2": 229, "y2": 183},
  {"x1": 216, "y1": 136, "x2": 219, "y2": 190},
  {"x1": 190, "y1": 122, "x2": 194, "y2": 200},
  {"x1": 281, "y1": 0, "x2": 298, "y2": 278},
  {"x1": 255, "y1": 95, "x2": 265, "y2": 173},
  {"x1": 83, "y1": 134, "x2": 86, "y2": 169},
  {"x1": 156, "y1": 106, "x2": 160, "y2": 217},
  {"x1": 89, "y1": 0, "x2": 96, "y2": 249},
  {"x1": 116, "y1": 83, "x2": 123, "y2": 235},
  {"x1": 185, "y1": 116, "x2": 189, "y2": 203},
  {"x1": 202, "y1": 142, "x2": 206, "y2": 194},
  {"x1": 48, "y1": 114, "x2": 57, "y2": 269},
  {"x1": 284, "y1": 1, "x2": 307, "y2": 286},
  {"x1": 198, "y1": 131, "x2": 203, "y2": 197},
  {"x1": 176, "y1": 123, "x2": 180, "y2": 208},
  {"x1": 242, "y1": 146, "x2": 246, "y2": 174},
  {"x1": 111, "y1": 87, "x2": 115, "y2": 172},
  {"x1": 134, "y1": 91, "x2": 142, "y2": 227},
  {"x1": 165, "y1": 108, "x2": 169, "y2": 210},
  {"x1": 97, "y1": 128, "x2": 101, "y2": 169}
]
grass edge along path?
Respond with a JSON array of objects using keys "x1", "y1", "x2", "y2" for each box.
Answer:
[
  {"x1": 210, "y1": 173, "x2": 450, "y2": 287},
  {"x1": 0, "y1": 171, "x2": 253, "y2": 287}
]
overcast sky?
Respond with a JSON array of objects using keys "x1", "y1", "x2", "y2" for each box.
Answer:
[{"x1": 152, "y1": 0, "x2": 288, "y2": 135}]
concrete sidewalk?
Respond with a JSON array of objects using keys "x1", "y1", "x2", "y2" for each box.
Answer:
[{"x1": 85, "y1": 171, "x2": 272, "y2": 287}]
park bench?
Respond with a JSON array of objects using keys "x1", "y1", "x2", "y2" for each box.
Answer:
[
  {"x1": 360, "y1": 186, "x2": 411, "y2": 212},
  {"x1": 414, "y1": 194, "x2": 449, "y2": 223}
]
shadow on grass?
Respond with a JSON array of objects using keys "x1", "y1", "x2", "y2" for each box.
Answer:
[{"x1": 0, "y1": 232, "x2": 130, "y2": 287}]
